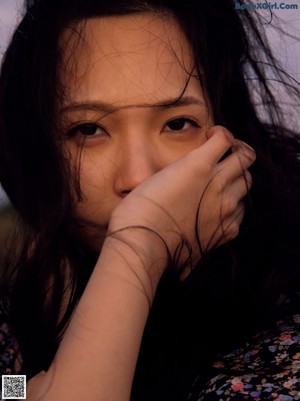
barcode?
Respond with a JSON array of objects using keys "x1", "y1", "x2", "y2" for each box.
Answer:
[{"x1": 1, "y1": 375, "x2": 26, "y2": 399}]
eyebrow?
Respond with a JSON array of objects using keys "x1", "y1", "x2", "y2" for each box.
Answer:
[{"x1": 60, "y1": 96, "x2": 205, "y2": 114}]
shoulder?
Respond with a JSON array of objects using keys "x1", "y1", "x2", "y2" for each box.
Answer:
[
  {"x1": 0, "y1": 310, "x2": 20, "y2": 374},
  {"x1": 188, "y1": 314, "x2": 300, "y2": 401}
]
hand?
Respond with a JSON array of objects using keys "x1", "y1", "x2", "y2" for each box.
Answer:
[
  {"x1": 107, "y1": 126, "x2": 255, "y2": 285},
  {"x1": 25, "y1": 126, "x2": 256, "y2": 401}
]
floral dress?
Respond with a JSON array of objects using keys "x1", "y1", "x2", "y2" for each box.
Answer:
[
  {"x1": 1, "y1": 311, "x2": 300, "y2": 400},
  {"x1": 187, "y1": 314, "x2": 300, "y2": 401},
  {"x1": 0, "y1": 313, "x2": 19, "y2": 375}
]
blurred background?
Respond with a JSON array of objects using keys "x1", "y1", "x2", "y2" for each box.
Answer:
[
  {"x1": 0, "y1": 0, "x2": 24, "y2": 207},
  {"x1": 0, "y1": 0, "x2": 299, "y2": 270},
  {"x1": 0, "y1": 0, "x2": 25, "y2": 272}
]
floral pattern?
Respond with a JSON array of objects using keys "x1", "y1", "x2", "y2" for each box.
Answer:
[
  {"x1": 188, "y1": 314, "x2": 300, "y2": 401},
  {"x1": 1, "y1": 309, "x2": 300, "y2": 401},
  {"x1": 0, "y1": 312, "x2": 20, "y2": 399},
  {"x1": 0, "y1": 314, "x2": 18, "y2": 375}
]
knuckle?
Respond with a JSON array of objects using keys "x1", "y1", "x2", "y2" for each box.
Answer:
[
  {"x1": 221, "y1": 196, "x2": 236, "y2": 215},
  {"x1": 209, "y1": 125, "x2": 234, "y2": 144},
  {"x1": 245, "y1": 146, "x2": 256, "y2": 163},
  {"x1": 225, "y1": 223, "x2": 240, "y2": 240},
  {"x1": 235, "y1": 140, "x2": 256, "y2": 162},
  {"x1": 209, "y1": 169, "x2": 225, "y2": 192},
  {"x1": 243, "y1": 171, "x2": 253, "y2": 189},
  {"x1": 223, "y1": 215, "x2": 242, "y2": 239}
]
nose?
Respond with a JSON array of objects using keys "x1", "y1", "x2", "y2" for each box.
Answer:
[{"x1": 114, "y1": 137, "x2": 162, "y2": 196}]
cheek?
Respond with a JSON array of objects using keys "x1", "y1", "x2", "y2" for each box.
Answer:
[
  {"x1": 162, "y1": 131, "x2": 209, "y2": 161},
  {"x1": 71, "y1": 148, "x2": 119, "y2": 225},
  {"x1": 72, "y1": 157, "x2": 118, "y2": 251},
  {"x1": 68, "y1": 143, "x2": 112, "y2": 195},
  {"x1": 80, "y1": 158, "x2": 108, "y2": 195}
]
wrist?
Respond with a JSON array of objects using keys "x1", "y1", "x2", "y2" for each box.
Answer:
[{"x1": 101, "y1": 227, "x2": 169, "y2": 304}]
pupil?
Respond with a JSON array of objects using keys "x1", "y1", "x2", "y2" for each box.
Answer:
[
  {"x1": 80, "y1": 124, "x2": 97, "y2": 136},
  {"x1": 168, "y1": 119, "x2": 185, "y2": 130}
]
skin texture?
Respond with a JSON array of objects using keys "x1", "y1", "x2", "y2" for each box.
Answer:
[
  {"x1": 60, "y1": 14, "x2": 213, "y2": 249},
  {"x1": 25, "y1": 13, "x2": 256, "y2": 401}
]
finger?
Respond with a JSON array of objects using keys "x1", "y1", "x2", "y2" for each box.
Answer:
[
  {"x1": 216, "y1": 201, "x2": 245, "y2": 246},
  {"x1": 202, "y1": 199, "x2": 245, "y2": 251},
  {"x1": 217, "y1": 141, "x2": 256, "y2": 181},
  {"x1": 194, "y1": 126, "x2": 234, "y2": 167},
  {"x1": 206, "y1": 125, "x2": 232, "y2": 141},
  {"x1": 225, "y1": 170, "x2": 253, "y2": 202},
  {"x1": 225, "y1": 200, "x2": 245, "y2": 238}
]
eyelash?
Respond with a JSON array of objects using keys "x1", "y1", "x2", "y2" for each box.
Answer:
[
  {"x1": 66, "y1": 117, "x2": 200, "y2": 138},
  {"x1": 67, "y1": 123, "x2": 106, "y2": 138},
  {"x1": 163, "y1": 117, "x2": 200, "y2": 132}
]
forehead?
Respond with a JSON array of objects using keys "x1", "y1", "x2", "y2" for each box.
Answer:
[{"x1": 60, "y1": 13, "x2": 201, "y2": 107}]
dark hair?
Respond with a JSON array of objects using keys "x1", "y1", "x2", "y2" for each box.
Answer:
[{"x1": 0, "y1": 0, "x2": 300, "y2": 400}]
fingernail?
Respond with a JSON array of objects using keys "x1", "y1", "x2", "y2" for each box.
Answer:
[
  {"x1": 242, "y1": 141, "x2": 255, "y2": 153},
  {"x1": 232, "y1": 140, "x2": 255, "y2": 153}
]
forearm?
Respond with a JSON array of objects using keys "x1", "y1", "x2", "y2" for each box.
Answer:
[{"x1": 27, "y1": 238, "x2": 163, "y2": 401}]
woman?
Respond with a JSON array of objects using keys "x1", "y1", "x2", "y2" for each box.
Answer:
[{"x1": 0, "y1": 0, "x2": 299, "y2": 400}]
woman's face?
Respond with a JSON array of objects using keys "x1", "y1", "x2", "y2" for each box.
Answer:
[{"x1": 60, "y1": 13, "x2": 212, "y2": 250}]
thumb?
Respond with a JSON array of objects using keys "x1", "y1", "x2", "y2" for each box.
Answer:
[{"x1": 206, "y1": 125, "x2": 234, "y2": 141}]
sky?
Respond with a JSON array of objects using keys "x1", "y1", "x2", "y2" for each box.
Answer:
[{"x1": 0, "y1": 0, "x2": 299, "y2": 205}]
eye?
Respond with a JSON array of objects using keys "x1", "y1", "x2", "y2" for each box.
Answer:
[
  {"x1": 68, "y1": 123, "x2": 106, "y2": 137},
  {"x1": 163, "y1": 117, "x2": 200, "y2": 132}
]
